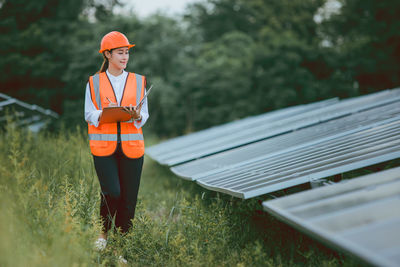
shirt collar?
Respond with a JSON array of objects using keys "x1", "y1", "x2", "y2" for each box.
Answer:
[{"x1": 106, "y1": 70, "x2": 127, "y2": 81}]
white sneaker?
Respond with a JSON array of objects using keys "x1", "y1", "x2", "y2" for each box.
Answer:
[
  {"x1": 118, "y1": 255, "x2": 128, "y2": 264},
  {"x1": 94, "y1": 237, "x2": 107, "y2": 251}
]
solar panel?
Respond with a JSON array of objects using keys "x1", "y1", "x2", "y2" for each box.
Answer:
[
  {"x1": 0, "y1": 93, "x2": 59, "y2": 132},
  {"x1": 195, "y1": 118, "x2": 400, "y2": 198},
  {"x1": 148, "y1": 88, "x2": 400, "y2": 166},
  {"x1": 263, "y1": 167, "x2": 400, "y2": 267},
  {"x1": 0, "y1": 94, "x2": 59, "y2": 119},
  {"x1": 146, "y1": 98, "x2": 338, "y2": 161},
  {"x1": 171, "y1": 100, "x2": 400, "y2": 180}
]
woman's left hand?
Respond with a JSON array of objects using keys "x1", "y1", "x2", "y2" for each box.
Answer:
[{"x1": 123, "y1": 104, "x2": 142, "y2": 120}]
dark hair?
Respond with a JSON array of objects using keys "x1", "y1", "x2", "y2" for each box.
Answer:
[{"x1": 97, "y1": 49, "x2": 114, "y2": 73}]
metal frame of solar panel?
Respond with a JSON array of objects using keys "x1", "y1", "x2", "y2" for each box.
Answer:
[
  {"x1": 146, "y1": 98, "x2": 338, "y2": 163},
  {"x1": 148, "y1": 89, "x2": 400, "y2": 166},
  {"x1": 195, "y1": 116, "x2": 400, "y2": 199},
  {"x1": 262, "y1": 167, "x2": 400, "y2": 267},
  {"x1": 171, "y1": 98, "x2": 400, "y2": 180},
  {"x1": 0, "y1": 93, "x2": 59, "y2": 119}
]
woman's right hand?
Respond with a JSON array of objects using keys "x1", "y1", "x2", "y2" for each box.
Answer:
[{"x1": 123, "y1": 104, "x2": 141, "y2": 120}]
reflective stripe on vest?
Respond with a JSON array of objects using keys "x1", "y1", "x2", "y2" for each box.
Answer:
[
  {"x1": 89, "y1": 133, "x2": 143, "y2": 141},
  {"x1": 136, "y1": 74, "x2": 142, "y2": 105},
  {"x1": 93, "y1": 73, "x2": 101, "y2": 109}
]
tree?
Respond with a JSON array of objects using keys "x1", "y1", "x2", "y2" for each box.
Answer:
[
  {"x1": 0, "y1": 0, "x2": 87, "y2": 113},
  {"x1": 0, "y1": 0, "x2": 121, "y2": 120},
  {"x1": 184, "y1": 0, "x2": 339, "y2": 114},
  {"x1": 182, "y1": 31, "x2": 255, "y2": 131},
  {"x1": 321, "y1": 0, "x2": 400, "y2": 93}
]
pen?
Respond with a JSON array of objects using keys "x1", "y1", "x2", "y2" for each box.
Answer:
[{"x1": 106, "y1": 97, "x2": 113, "y2": 103}]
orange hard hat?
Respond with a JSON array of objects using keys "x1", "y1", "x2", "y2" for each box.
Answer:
[{"x1": 99, "y1": 31, "x2": 135, "y2": 53}]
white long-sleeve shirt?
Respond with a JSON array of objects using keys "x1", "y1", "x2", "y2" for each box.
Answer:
[{"x1": 84, "y1": 70, "x2": 149, "y2": 128}]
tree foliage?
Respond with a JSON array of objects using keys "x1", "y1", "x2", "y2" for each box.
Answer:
[
  {"x1": 1, "y1": 0, "x2": 399, "y2": 137},
  {"x1": 320, "y1": 0, "x2": 400, "y2": 93},
  {"x1": 0, "y1": 0, "x2": 86, "y2": 112}
]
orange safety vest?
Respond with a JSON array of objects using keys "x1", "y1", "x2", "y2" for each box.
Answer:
[{"x1": 87, "y1": 72, "x2": 146, "y2": 158}]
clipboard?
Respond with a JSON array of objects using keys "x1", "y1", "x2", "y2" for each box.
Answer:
[
  {"x1": 99, "y1": 85, "x2": 154, "y2": 124},
  {"x1": 99, "y1": 106, "x2": 131, "y2": 123},
  {"x1": 137, "y1": 85, "x2": 153, "y2": 107}
]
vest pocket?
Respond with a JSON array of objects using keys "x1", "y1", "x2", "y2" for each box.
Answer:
[
  {"x1": 126, "y1": 140, "x2": 144, "y2": 147},
  {"x1": 90, "y1": 140, "x2": 108, "y2": 148},
  {"x1": 122, "y1": 140, "x2": 144, "y2": 158},
  {"x1": 128, "y1": 140, "x2": 139, "y2": 146}
]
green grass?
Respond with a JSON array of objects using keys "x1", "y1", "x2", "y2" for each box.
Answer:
[{"x1": 0, "y1": 122, "x2": 361, "y2": 266}]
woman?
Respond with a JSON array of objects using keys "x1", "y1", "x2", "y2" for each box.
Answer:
[{"x1": 84, "y1": 31, "x2": 149, "y2": 254}]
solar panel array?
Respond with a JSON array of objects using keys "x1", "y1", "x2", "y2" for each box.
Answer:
[
  {"x1": 146, "y1": 88, "x2": 400, "y2": 265},
  {"x1": 147, "y1": 98, "x2": 339, "y2": 165},
  {"x1": 0, "y1": 92, "x2": 59, "y2": 131},
  {"x1": 171, "y1": 101, "x2": 400, "y2": 181},
  {"x1": 197, "y1": 118, "x2": 400, "y2": 198},
  {"x1": 146, "y1": 88, "x2": 400, "y2": 199},
  {"x1": 147, "y1": 89, "x2": 400, "y2": 166},
  {"x1": 0, "y1": 93, "x2": 59, "y2": 119},
  {"x1": 263, "y1": 167, "x2": 400, "y2": 267}
]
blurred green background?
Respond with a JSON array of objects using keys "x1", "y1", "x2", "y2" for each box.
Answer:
[
  {"x1": 1, "y1": 1, "x2": 399, "y2": 265},
  {"x1": 1, "y1": 0, "x2": 399, "y2": 136}
]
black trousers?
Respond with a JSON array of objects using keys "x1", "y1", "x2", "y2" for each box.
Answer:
[{"x1": 93, "y1": 143, "x2": 143, "y2": 233}]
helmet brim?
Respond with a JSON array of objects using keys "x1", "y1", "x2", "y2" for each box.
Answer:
[{"x1": 99, "y1": 44, "x2": 135, "y2": 54}]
